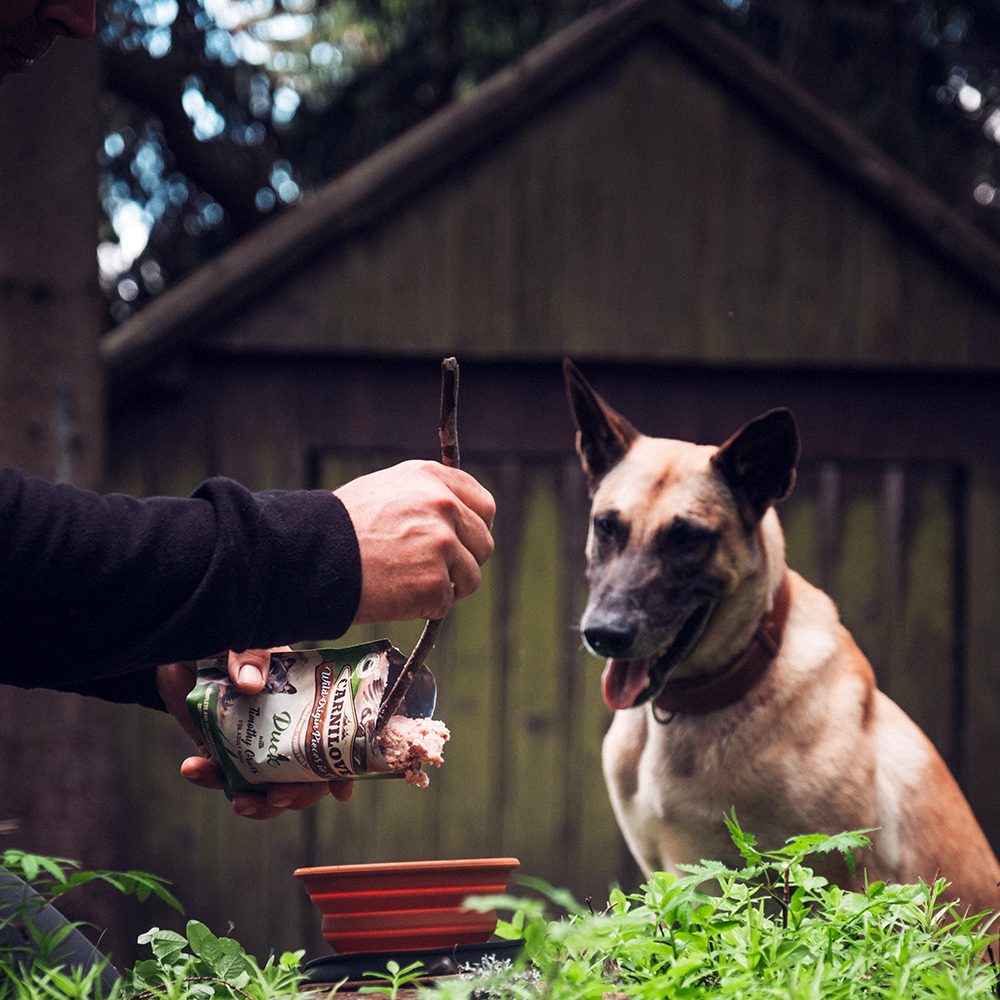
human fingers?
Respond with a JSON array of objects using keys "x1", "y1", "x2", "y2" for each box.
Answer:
[
  {"x1": 182, "y1": 755, "x2": 326, "y2": 818},
  {"x1": 440, "y1": 536, "x2": 483, "y2": 607},
  {"x1": 180, "y1": 758, "x2": 352, "y2": 814},
  {"x1": 439, "y1": 476, "x2": 495, "y2": 574},
  {"x1": 260, "y1": 781, "x2": 353, "y2": 810},
  {"x1": 336, "y1": 462, "x2": 495, "y2": 550},
  {"x1": 180, "y1": 755, "x2": 224, "y2": 789},
  {"x1": 420, "y1": 470, "x2": 493, "y2": 609},
  {"x1": 228, "y1": 648, "x2": 269, "y2": 693},
  {"x1": 337, "y1": 461, "x2": 496, "y2": 622},
  {"x1": 425, "y1": 464, "x2": 496, "y2": 535},
  {"x1": 232, "y1": 782, "x2": 332, "y2": 820},
  {"x1": 329, "y1": 779, "x2": 354, "y2": 802},
  {"x1": 227, "y1": 646, "x2": 292, "y2": 694},
  {"x1": 39, "y1": 0, "x2": 97, "y2": 40}
]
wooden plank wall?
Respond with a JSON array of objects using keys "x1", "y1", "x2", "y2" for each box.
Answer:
[
  {"x1": 782, "y1": 461, "x2": 964, "y2": 773},
  {"x1": 210, "y1": 35, "x2": 1000, "y2": 370},
  {"x1": 23, "y1": 357, "x2": 996, "y2": 971}
]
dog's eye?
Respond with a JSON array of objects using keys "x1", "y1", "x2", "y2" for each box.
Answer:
[
  {"x1": 593, "y1": 512, "x2": 628, "y2": 549},
  {"x1": 659, "y1": 519, "x2": 718, "y2": 567}
]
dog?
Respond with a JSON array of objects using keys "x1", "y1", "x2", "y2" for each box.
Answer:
[{"x1": 564, "y1": 359, "x2": 1000, "y2": 919}]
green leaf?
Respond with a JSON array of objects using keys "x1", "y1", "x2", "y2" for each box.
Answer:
[
  {"x1": 120, "y1": 870, "x2": 184, "y2": 912},
  {"x1": 186, "y1": 919, "x2": 248, "y2": 981},
  {"x1": 19, "y1": 854, "x2": 40, "y2": 883},
  {"x1": 494, "y1": 915, "x2": 524, "y2": 939},
  {"x1": 139, "y1": 927, "x2": 188, "y2": 963},
  {"x1": 513, "y1": 876, "x2": 587, "y2": 916},
  {"x1": 724, "y1": 810, "x2": 762, "y2": 866},
  {"x1": 186, "y1": 919, "x2": 219, "y2": 958},
  {"x1": 2, "y1": 850, "x2": 78, "y2": 889},
  {"x1": 675, "y1": 859, "x2": 738, "y2": 884},
  {"x1": 131, "y1": 957, "x2": 166, "y2": 984}
]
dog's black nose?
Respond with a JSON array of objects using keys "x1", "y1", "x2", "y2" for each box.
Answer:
[{"x1": 584, "y1": 625, "x2": 637, "y2": 659}]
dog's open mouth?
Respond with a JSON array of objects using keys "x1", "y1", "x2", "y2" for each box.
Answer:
[{"x1": 601, "y1": 600, "x2": 715, "y2": 710}]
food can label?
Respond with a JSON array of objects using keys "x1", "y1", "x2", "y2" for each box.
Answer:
[{"x1": 186, "y1": 640, "x2": 435, "y2": 798}]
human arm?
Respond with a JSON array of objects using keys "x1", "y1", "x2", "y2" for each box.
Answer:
[
  {"x1": 0, "y1": 460, "x2": 492, "y2": 690},
  {"x1": 153, "y1": 461, "x2": 493, "y2": 817},
  {"x1": 0, "y1": 468, "x2": 361, "y2": 694},
  {"x1": 2, "y1": 459, "x2": 493, "y2": 815}
]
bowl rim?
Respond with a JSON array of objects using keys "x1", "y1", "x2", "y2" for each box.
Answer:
[
  {"x1": 329, "y1": 926, "x2": 490, "y2": 939},
  {"x1": 293, "y1": 858, "x2": 519, "y2": 879},
  {"x1": 324, "y1": 925, "x2": 495, "y2": 947},
  {"x1": 307, "y1": 883, "x2": 507, "y2": 901},
  {"x1": 322, "y1": 906, "x2": 496, "y2": 930}
]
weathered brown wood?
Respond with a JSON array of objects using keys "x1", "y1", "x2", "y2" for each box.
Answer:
[
  {"x1": 784, "y1": 461, "x2": 963, "y2": 771},
  {"x1": 173, "y1": 37, "x2": 996, "y2": 370},
  {"x1": 0, "y1": 36, "x2": 104, "y2": 486},
  {"x1": 91, "y1": 358, "x2": 1000, "y2": 969},
  {"x1": 964, "y1": 468, "x2": 1000, "y2": 855}
]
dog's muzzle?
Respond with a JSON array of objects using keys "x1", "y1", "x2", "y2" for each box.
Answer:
[{"x1": 591, "y1": 599, "x2": 716, "y2": 710}]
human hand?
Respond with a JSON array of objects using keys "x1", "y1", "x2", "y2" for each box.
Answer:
[
  {"x1": 335, "y1": 460, "x2": 495, "y2": 624},
  {"x1": 156, "y1": 647, "x2": 353, "y2": 820}
]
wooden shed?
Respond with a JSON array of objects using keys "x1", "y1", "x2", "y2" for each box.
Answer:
[{"x1": 78, "y1": 0, "x2": 1000, "y2": 965}]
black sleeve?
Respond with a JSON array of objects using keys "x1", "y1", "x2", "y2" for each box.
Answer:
[{"x1": 0, "y1": 469, "x2": 362, "y2": 707}]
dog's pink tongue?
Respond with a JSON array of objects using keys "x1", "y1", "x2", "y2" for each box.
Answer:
[{"x1": 602, "y1": 658, "x2": 654, "y2": 710}]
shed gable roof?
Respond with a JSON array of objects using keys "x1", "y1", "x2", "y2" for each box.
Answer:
[{"x1": 103, "y1": 0, "x2": 1000, "y2": 384}]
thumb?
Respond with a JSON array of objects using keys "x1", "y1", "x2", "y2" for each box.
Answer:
[{"x1": 228, "y1": 647, "x2": 289, "y2": 693}]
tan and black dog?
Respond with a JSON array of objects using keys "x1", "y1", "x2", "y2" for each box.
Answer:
[{"x1": 564, "y1": 359, "x2": 1000, "y2": 919}]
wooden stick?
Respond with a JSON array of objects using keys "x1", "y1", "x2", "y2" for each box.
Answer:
[
  {"x1": 375, "y1": 358, "x2": 460, "y2": 731},
  {"x1": 438, "y1": 357, "x2": 460, "y2": 469}
]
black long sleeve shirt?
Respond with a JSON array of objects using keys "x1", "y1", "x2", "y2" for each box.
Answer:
[{"x1": 0, "y1": 469, "x2": 362, "y2": 709}]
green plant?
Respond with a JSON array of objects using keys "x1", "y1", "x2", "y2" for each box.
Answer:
[
  {"x1": 438, "y1": 813, "x2": 999, "y2": 999},
  {"x1": 5, "y1": 817, "x2": 999, "y2": 1000},
  {"x1": 359, "y1": 958, "x2": 428, "y2": 998},
  {"x1": 1, "y1": 851, "x2": 182, "y2": 915},
  {"x1": 0, "y1": 854, "x2": 306, "y2": 1000},
  {"x1": 125, "y1": 922, "x2": 306, "y2": 999},
  {"x1": 1, "y1": 851, "x2": 184, "y2": 1000}
]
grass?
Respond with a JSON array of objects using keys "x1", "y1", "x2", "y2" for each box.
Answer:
[
  {"x1": 2, "y1": 815, "x2": 997, "y2": 998},
  {"x1": 443, "y1": 814, "x2": 1000, "y2": 998}
]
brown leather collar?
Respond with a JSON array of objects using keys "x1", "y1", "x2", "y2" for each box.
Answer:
[{"x1": 653, "y1": 570, "x2": 792, "y2": 718}]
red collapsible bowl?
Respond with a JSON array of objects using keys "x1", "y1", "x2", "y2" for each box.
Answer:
[{"x1": 293, "y1": 858, "x2": 519, "y2": 954}]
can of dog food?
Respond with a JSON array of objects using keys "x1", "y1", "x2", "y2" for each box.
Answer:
[{"x1": 186, "y1": 640, "x2": 445, "y2": 798}]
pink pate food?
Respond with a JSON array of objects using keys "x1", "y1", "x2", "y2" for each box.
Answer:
[{"x1": 376, "y1": 716, "x2": 450, "y2": 787}]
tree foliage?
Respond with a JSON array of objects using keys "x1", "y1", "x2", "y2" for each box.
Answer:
[{"x1": 96, "y1": 0, "x2": 1000, "y2": 326}]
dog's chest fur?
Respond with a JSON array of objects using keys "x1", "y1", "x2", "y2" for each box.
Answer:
[{"x1": 602, "y1": 571, "x2": 884, "y2": 877}]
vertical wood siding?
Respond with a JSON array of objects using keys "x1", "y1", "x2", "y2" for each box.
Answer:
[
  {"x1": 89, "y1": 385, "x2": 992, "y2": 970},
  {"x1": 210, "y1": 37, "x2": 1000, "y2": 369},
  {"x1": 783, "y1": 461, "x2": 964, "y2": 774}
]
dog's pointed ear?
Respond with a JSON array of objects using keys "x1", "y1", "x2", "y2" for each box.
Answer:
[
  {"x1": 564, "y1": 359, "x2": 639, "y2": 492},
  {"x1": 711, "y1": 408, "x2": 799, "y2": 528}
]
